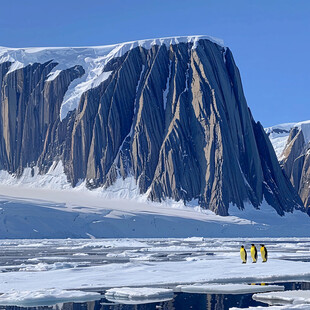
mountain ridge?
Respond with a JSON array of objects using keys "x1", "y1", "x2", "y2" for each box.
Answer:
[
  {"x1": 0, "y1": 37, "x2": 303, "y2": 216},
  {"x1": 266, "y1": 120, "x2": 310, "y2": 212},
  {"x1": 0, "y1": 35, "x2": 225, "y2": 120}
]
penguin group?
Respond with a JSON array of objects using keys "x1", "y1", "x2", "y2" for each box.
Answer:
[{"x1": 240, "y1": 244, "x2": 267, "y2": 263}]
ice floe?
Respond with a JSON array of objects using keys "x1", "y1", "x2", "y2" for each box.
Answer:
[
  {"x1": 1, "y1": 238, "x2": 310, "y2": 298},
  {"x1": 18, "y1": 262, "x2": 82, "y2": 272},
  {"x1": 231, "y1": 304, "x2": 310, "y2": 309},
  {"x1": 1, "y1": 252, "x2": 310, "y2": 293},
  {"x1": 104, "y1": 287, "x2": 174, "y2": 304},
  {"x1": 0, "y1": 289, "x2": 101, "y2": 306},
  {"x1": 253, "y1": 290, "x2": 310, "y2": 306},
  {"x1": 176, "y1": 283, "x2": 284, "y2": 294}
]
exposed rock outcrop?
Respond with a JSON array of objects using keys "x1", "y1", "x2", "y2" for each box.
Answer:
[
  {"x1": 0, "y1": 38, "x2": 303, "y2": 215},
  {"x1": 277, "y1": 126, "x2": 310, "y2": 212}
]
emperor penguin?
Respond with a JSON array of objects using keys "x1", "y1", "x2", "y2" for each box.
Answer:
[
  {"x1": 260, "y1": 244, "x2": 268, "y2": 262},
  {"x1": 240, "y1": 245, "x2": 247, "y2": 264},
  {"x1": 251, "y1": 244, "x2": 257, "y2": 263}
]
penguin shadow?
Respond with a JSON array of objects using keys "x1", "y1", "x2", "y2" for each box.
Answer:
[{"x1": 240, "y1": 244, "x2": 268, "y2": 264}]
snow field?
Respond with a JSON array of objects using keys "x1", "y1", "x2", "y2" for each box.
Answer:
[{"x1": 0, "y1": 171, "x2": 309, "y2": 238}]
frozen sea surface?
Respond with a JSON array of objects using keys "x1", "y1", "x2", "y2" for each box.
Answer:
[{"x1": 1, "y1": 238, "x2": 310, "y2": 308}]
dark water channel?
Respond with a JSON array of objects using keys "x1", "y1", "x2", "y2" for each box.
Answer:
[{"x1": 2, "y1": 282, "x2": 310, "y2": 310}]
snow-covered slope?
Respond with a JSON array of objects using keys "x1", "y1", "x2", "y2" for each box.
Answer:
[
  {"x1": 0, "y1": 35, "x2": 223, "y2": 120},
  {"x1": 0, "y1": 160, "x2": 308, "y2": 238},
  {"x1": 0, "y1": 182, "x2": 309, "y2": 238},
  {"x1": 265, "y1": 120, "x2": 310, "y2": 159}
]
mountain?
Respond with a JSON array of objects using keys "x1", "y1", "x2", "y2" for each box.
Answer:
[
  {"x1": 266, "y1": 121, "x2": 310, "y2": 212},
  {"x1": 0, "y1": 35, "x2": 303, "y2": 216}
]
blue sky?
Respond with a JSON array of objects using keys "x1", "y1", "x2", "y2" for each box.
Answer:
[{"x1": 1, "y1": 0, "x2": 309, "y2": 127}]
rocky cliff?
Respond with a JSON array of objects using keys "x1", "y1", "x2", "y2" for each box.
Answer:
[
  {"x1": 267, "y1": 122, "x2": 310, "y2": 212},
  {"x1": 0, "y1": 36, "x2": 303, "y2": 215}
]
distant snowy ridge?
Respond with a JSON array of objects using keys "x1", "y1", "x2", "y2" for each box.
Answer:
[
  {"x1": 266, "y1": 120, "x2": 310, "y2": 211},
  {"x1": 0, "y1": 35, "x2": 224, "y2": 120},
  {"x1": 265, "y1": 120, "x2": 310, "y2": 159}
]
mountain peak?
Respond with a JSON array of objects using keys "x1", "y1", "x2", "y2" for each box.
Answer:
[
  {"x1": 0, "y1": 35, "x2": 224, "y2": 120},
  {"x1": 0, "y1": 36, "x2": 303, "y2": 215}
]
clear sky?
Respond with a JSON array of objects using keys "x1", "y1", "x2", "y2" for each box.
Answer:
[{"x1": 1, "y1": 0, "x2": 309, "y2": 127}]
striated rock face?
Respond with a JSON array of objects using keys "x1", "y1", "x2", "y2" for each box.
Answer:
[
  {"x1": 0, "y1": 38, "x2": 303, "y2": 215},
  {"x1": 276, "y1": 126, "x2": 310, "y2": 212},
  {"x1": 0, "y1": 61, "x2": 84, "y2": 175}
]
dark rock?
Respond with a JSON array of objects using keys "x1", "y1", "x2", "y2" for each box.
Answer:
[
  {"x1": 0, "y1": 39, "x2": 303, "y2": 215},
  {"x1": 280, "y1": 126, "x2": 310, "y2": 212}
]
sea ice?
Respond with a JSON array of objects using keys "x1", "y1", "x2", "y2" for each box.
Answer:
[
  {"x1": 176, "y1": 283, "x2": 284, "y2": 294},
  {"x1": 1, "y1": 238, "x2": 310, "y2": 308},
  {"x1": 1, "y1": 250, "x2": 310, "y2": 293},
  {"x1": 230, "y1": 304, "x2": 310, "y2": 309},
  {"x1": 105, "y1": 287, "x2": 174, "y2": 304},
  {"x1": 0, "y1": 289, "x2": 101, "y2": 307},
  {"x1": 253, "y1": 290, "x2": 310, "y2": 306},
  {"x1": 18, "y1": 262, "x2": 80, "y2": 272}
]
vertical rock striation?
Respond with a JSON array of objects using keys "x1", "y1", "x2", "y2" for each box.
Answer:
[
  {"x1": 0, "y1": 38, "x2": 303, "y2": 215},
  {"x1": 277, "y1": 126, "x2": 310, "y2": 213}
]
